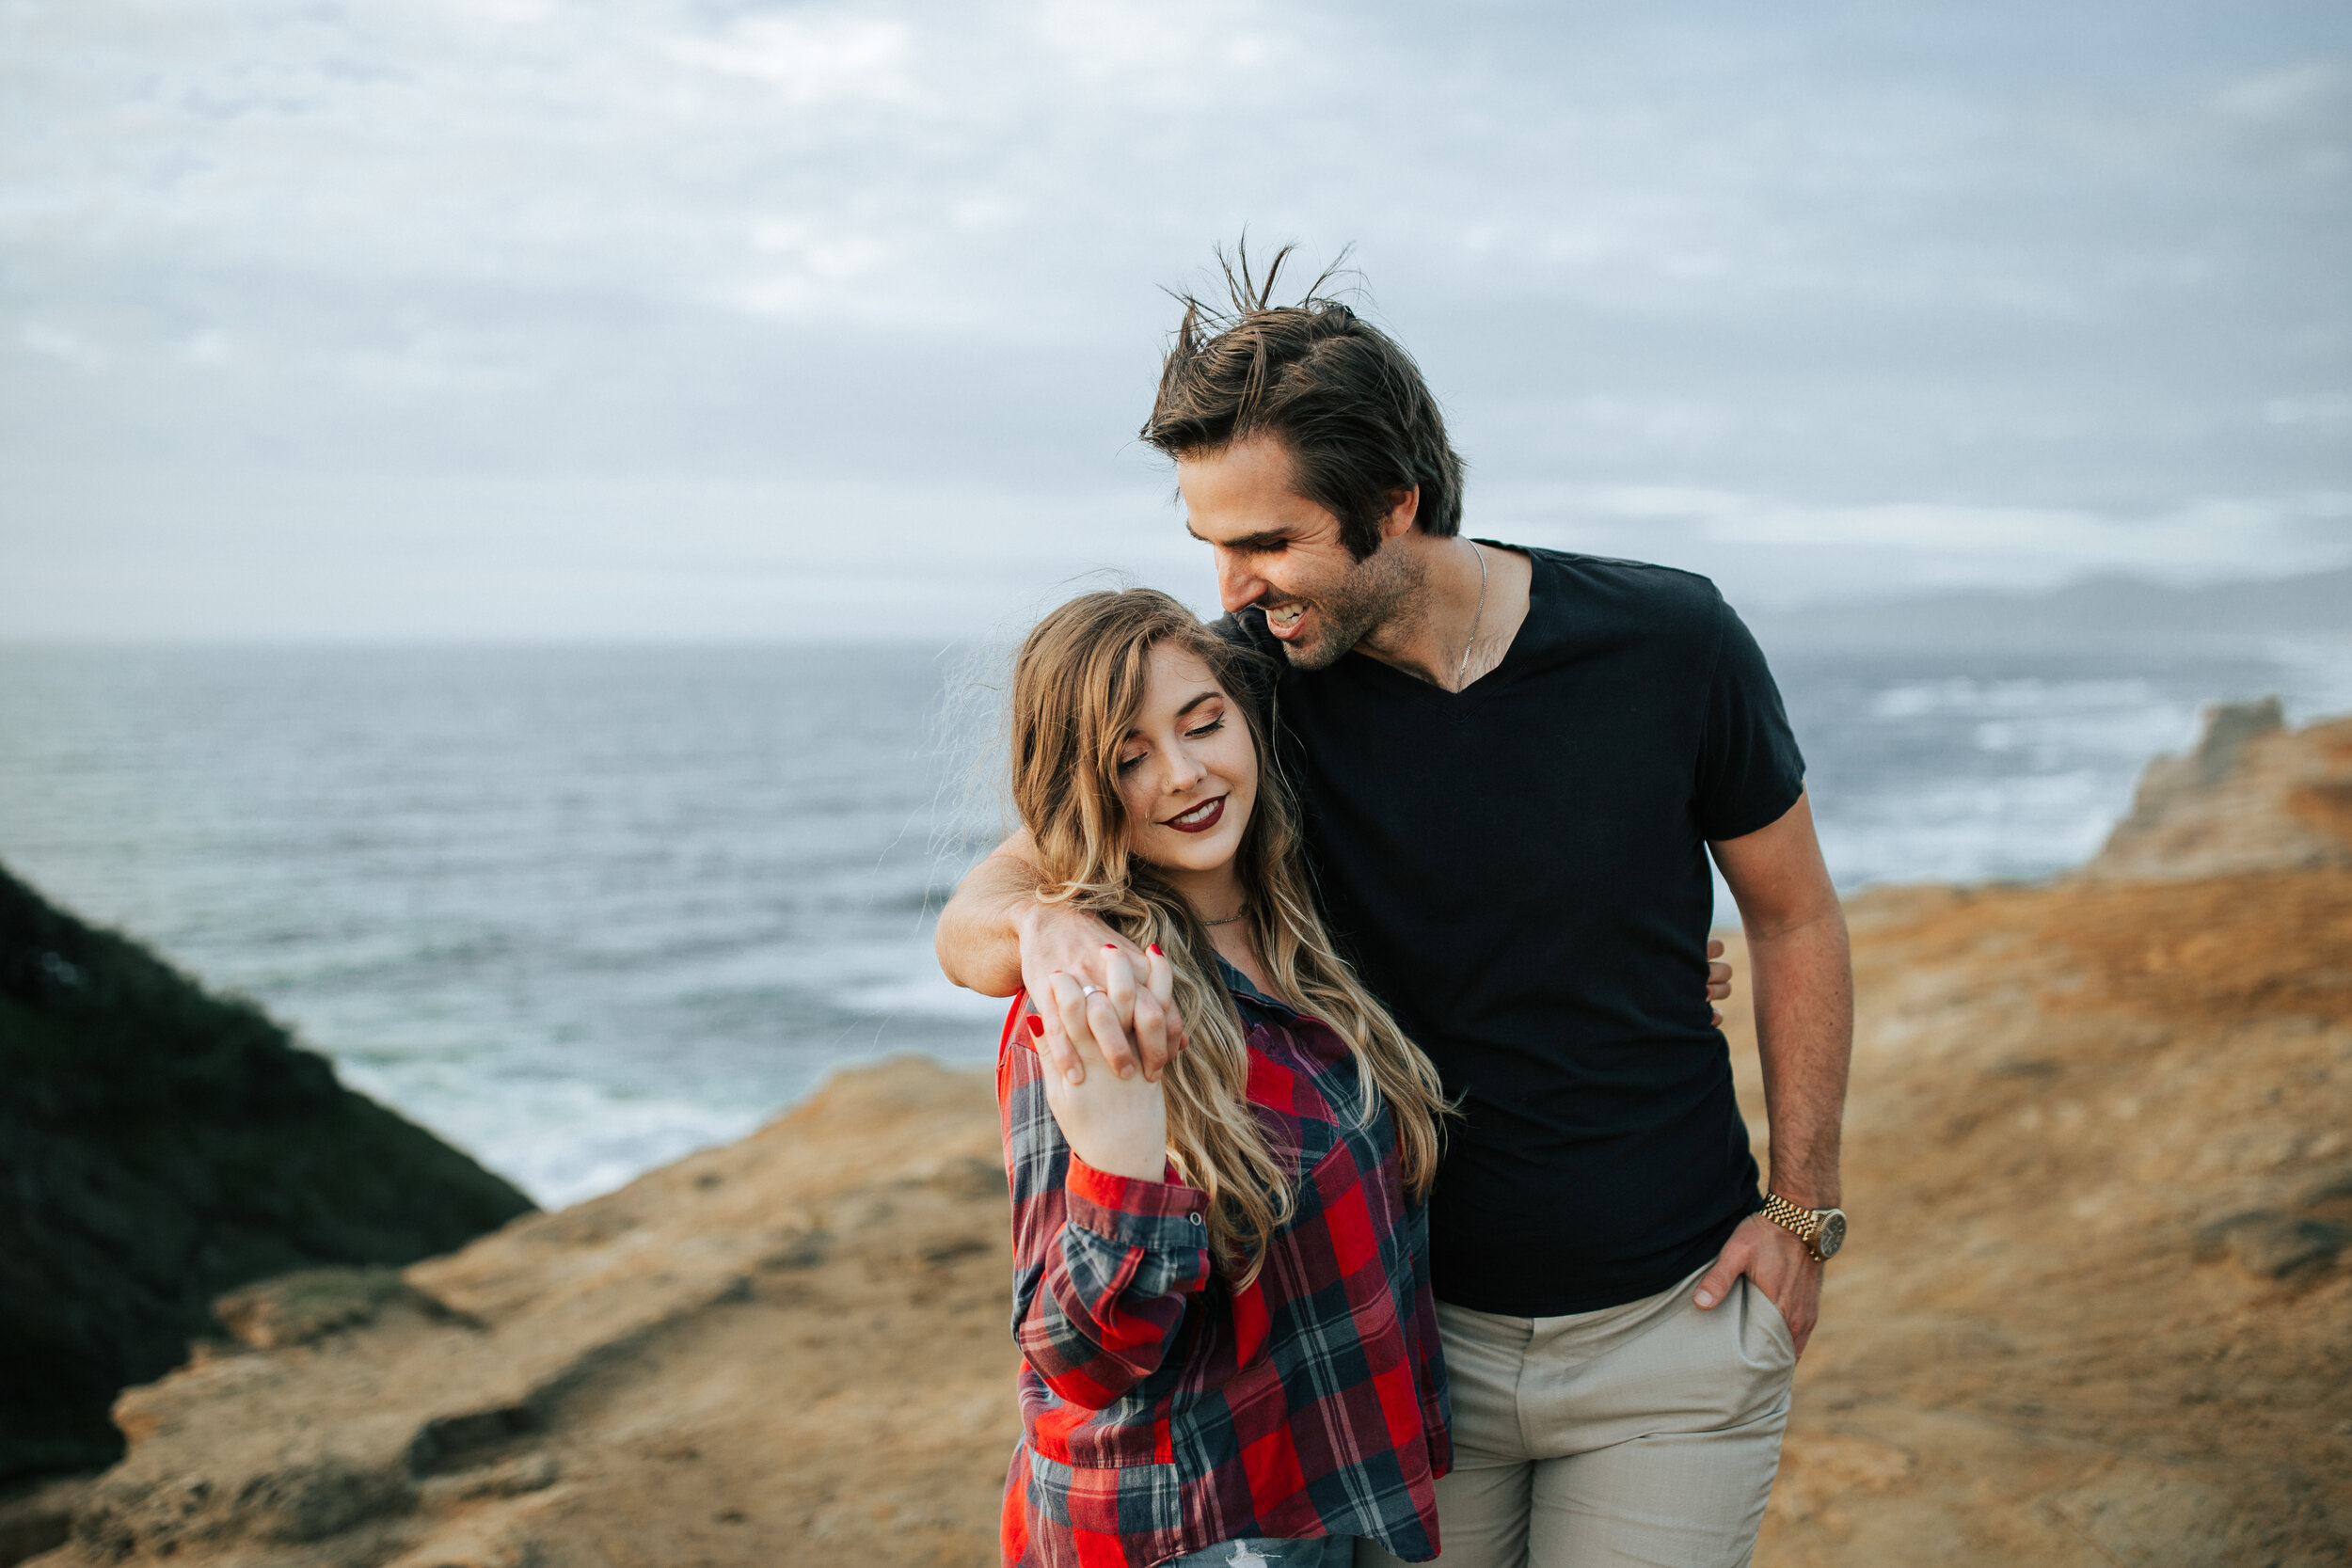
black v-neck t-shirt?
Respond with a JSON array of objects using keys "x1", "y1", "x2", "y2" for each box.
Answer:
[{"x1": 1221, "y1": 546, "x2": 1805, "y2": 1315}]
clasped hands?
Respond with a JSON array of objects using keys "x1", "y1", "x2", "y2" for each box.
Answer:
[
  {"x1": 1031, "y1": 938, "x2": 1178, "y2": 1182},
  {"x1": 1014, "y1": 904, "x2": 1189, "y2": 1090}
]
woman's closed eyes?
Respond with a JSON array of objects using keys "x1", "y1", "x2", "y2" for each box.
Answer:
[{"x1": 1118, "y1": 716, "x2": 1226, "y2": 773}]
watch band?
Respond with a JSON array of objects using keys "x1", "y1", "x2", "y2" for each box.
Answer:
[{"x1": 1760, "y1": 1191, "x2": 1841, "y2": 1260}]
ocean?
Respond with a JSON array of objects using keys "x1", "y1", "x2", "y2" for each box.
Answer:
[{"x1": 4, "y1": 634, "x2": 2348, "y2": 1207}]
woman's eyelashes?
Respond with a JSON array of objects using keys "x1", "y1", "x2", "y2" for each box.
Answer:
[{"x1": 1117, "y1": 716, "x2": 1225, "y2": 775}]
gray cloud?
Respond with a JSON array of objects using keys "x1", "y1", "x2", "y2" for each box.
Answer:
[{"x1": 3, "y1": 0, "x2": 2346, "y2": 636}]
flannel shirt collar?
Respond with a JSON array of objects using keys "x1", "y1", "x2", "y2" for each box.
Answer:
[{"x1": 1214, "y1": 953, "x2": 1298, "y2": 1024}]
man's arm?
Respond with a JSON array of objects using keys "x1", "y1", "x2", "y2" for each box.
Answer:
[
  {"x1": 1690, "y1": 790, "x2": 1852, "y2": 1357},
  {"x1": 934, "y1": 832, "x2": 1185, "y2": 1083},
  {"x1": 933, "y1": 832, "x2": 1047, "y2": 1000}
]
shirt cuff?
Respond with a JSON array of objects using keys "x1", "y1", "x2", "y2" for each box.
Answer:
[{"x1": 1064, "y1": 1152, "x2": 1211, "y2": 1254}]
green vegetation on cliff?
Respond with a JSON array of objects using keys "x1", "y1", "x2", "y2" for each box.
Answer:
[{"x1": 0, "y1": 863, "x2": 535, "y2": 1484}]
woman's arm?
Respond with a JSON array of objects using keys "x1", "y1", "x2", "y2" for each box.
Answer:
[{"x1": 1000, "y1": 1008, "x2": 1211, "y2": 1409}]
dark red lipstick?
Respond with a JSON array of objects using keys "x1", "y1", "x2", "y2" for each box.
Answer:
[{"x1": 1161, "y1": 795, "x2": 1227, "y2": 834}]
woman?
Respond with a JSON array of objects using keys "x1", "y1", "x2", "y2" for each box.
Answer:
[{"x1": 992, "y1": 587, "x2": 1454, "y2": 1568}]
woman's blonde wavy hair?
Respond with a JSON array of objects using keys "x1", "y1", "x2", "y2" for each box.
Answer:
[{"x1": 1011, "y1": 587, "x2": 1451, "y2": 1285}]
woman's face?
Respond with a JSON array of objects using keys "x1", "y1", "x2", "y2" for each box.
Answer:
[{"x1": 1116, "y1": 641, "x2": 1258, "y2": 877}]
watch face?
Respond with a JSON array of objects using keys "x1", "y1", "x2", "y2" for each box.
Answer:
[{"x1": 1817, "y1": 1210, "x2": 1848, "y2": 1259}]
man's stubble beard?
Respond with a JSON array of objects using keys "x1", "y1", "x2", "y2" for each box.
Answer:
[{"x1": 1277, "y1": 543, "x2": 1422, "y2": 673}]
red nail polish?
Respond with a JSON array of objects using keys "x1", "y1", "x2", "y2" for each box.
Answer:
[
  {"x1": 1025, "y1": 1016, "x2": 1044, "y2": 1038},
  {"x1": 1148, "y1": 944, "x2": 1162, "y2": 957},
  {"x1": 1105, "y1": 944, "x2": 1117, "y2": 951}
]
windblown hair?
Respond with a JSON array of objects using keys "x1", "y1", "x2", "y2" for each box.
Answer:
[
  {"x1": 1141, "y1": 240, "x2": 1467, "y2": 561},
  {"x1": 1010, "y1": 587, "x2": 1451, "y2": 1285}
]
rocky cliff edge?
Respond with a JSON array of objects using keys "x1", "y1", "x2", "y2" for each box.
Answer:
[
  {"x1": 0, "y1": 862, "x2": 534, "y2": 1510},
  {"x1": 14, "y1": 708, "x2": 2352, "y2": 1568}
]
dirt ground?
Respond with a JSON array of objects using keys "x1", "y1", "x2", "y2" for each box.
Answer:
[{"x1": 1731, "y1": 869, "x2": 2352, "y2": 1567}]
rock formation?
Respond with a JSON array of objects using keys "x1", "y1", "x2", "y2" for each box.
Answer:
[
  {"x1": 2087, "y1": 699, "x2": 2352, "y2": 879},
  {"x1": 0, "y1": 863, "x2": 536, "y2": 1497},
  {"x1": 13, "y1": 710, "x2": 2352, "y2": 1568}
]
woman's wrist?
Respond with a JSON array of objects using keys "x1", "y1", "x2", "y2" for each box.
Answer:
[
  {"x1": 1069, "y1": 1142, "x2": 1170, "y2": 1185},
  {"x1": 1059, "y1": 1101, "x2": 1170, "y2": 1181},
  {"x1": 1047, "y1": 1081, "x2": 1168, "y2": 1182}
]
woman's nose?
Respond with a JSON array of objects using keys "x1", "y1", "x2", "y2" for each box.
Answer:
[{"x1": 1165, "y1": 750, "x2": 1205, "y2": 791}]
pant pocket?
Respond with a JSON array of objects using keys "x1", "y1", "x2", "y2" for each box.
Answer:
[{"x1": 1740, "y1": 1276, "x2": 1798, "y2": 1380}]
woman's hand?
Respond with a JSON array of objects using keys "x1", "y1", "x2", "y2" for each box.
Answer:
[
  {"x1": 1709, "y1": 936, "x2": 1733, "y2": 1027},
  {"x1": 1017, "y1": 905, "x2": 1189, "y2": 1085},
  {"x1": 1039, "y1": 957, "x2": 1173, "y2": 1182}
]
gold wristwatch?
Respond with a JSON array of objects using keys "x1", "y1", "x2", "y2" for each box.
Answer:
[{"x1": 1760, "y1": 1192, "x2": 1848, "y2": 1262}]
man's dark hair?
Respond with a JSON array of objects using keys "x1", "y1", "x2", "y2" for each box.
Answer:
[{"x1": 1142, "y1": 242, "x2": 1467, "y2": 562}]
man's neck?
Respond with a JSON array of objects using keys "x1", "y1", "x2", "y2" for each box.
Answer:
[{"x1": 1354, "y1": 533, "x2": 1533, "y2": 691}]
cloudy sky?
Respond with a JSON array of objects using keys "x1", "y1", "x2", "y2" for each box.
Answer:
[{"x1": 4, "y1": 0, "x2": 2347, "y2": 639}]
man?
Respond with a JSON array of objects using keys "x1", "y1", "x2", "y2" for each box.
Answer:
[{"x1": 938, "y1": 255, "x2": 1851, "y2": 1567}]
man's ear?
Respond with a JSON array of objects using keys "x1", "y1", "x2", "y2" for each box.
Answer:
[{"x1": 1379, "y1": 486, "x2": 1421, "y2": 539}]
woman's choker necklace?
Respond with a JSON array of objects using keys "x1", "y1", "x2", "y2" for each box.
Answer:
[{"x1": 1200, "y1": 908, "x2": 1247, "y2": 927}]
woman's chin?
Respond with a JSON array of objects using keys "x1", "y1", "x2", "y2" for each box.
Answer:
[
  {"x1": 1142, "y1": 849, "x2": 1238, "y2": 877},
  {"x1": 1136, "y1": 832, "x2": 1244, "y2": 879}
]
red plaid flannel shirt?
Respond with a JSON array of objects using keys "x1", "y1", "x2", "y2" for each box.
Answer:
[{"x1": 995, "y1": 967, "x2": 1451, "y2": 1567}]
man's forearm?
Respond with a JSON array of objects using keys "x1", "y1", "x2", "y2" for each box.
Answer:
[
  {"x1": 1748, "y1": 911, "x2": 1852, "y2": 1207},
  {"x1": 935, "y1": 843, "x2": 1042, "y2": 997}
]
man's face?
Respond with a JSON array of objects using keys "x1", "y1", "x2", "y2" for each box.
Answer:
[{"x1": 1175, "y1": 434, "x2": 1413, "y2": 671}]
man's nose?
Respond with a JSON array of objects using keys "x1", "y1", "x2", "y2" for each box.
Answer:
[{"x1": 1214, "y1": 548, "x2": 1263, "y2": 614}]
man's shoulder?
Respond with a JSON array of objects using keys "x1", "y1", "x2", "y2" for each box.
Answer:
[
  {"x1": 1503, "y1": 544, "x2": 1731, "y2": 637},
  {"x1": 1512, "y1": 544, "x2": 1725, "y2": 606}
]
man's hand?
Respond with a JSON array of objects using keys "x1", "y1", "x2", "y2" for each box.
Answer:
[
  {"x1": 1708, "y1": 936, "x2": 1732, "y2": 1027},
  {"x1": 1014, "y1": 903, "x2": 1188, "y2": 1088},
  {"x1": 1692, "y1": 1212, "x2": 1821, "y2": 1357}
]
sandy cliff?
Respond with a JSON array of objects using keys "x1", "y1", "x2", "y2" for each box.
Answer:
[{"x1": 17, "y1": 706, "x2": 2352, "y2": 1568}]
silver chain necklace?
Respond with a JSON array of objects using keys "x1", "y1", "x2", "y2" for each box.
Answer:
[
  {"x1": 1201, "y1": 911, "x2": 1247, "y2": 927},
  {"x1": 1454, "y1": 540, "x2": 1488, "y2": 691}
]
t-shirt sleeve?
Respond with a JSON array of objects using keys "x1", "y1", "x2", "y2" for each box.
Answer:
[{"x1": 1695, "y1": 596, "x2": 1806, "y2": 841}]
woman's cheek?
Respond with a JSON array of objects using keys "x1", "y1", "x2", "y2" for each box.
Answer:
[{"x1": 1118, "y1": 773, "x2": 1152, "y2": 830}]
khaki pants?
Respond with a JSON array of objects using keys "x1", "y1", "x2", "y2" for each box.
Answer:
[{"x1": 1359, "y1": 1268, "x2": 1793, "y2": 1568}]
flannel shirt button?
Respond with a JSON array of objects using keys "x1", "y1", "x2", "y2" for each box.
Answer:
[{"x1": 1187, "y1": 1213, "x2": 1203, "y2": 1226}]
